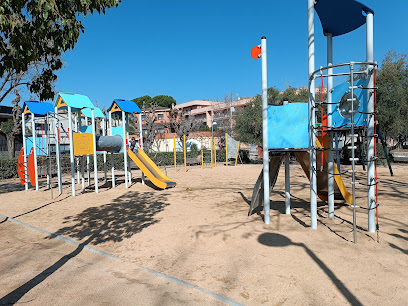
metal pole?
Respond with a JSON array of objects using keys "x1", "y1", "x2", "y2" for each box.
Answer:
[
  {"x1": 214, "y1": 137, "x2": 217, "y2": 167},
  {"x1": 225, "y1": 133, "x2": 228, "y2": 166},
  {"x1": 174, "y1": 135, "x2": 177, "y2": 172},
  {"x1": 366, "y1": 12, "x2": 376, "y2": 233},
  {"x1": 67, "y1": 106, "x2": 75, "y2": 196},
  {"x1": 102, "y1": 118, "x2": 107, "y2": 183},
  {"x1": 22, "y1": 113, "x2": 28, "y2": 190},
  {"x1": 308, "y1": 0, "x2": 317, "y2": 229},
  {"x1": 91, "y1": 108, "x2": 98, "y2": 193},
  {"x1": 122, "y1": 110, "x2": 129, "y2": 188},
  {"x1": 210, "y1": 135, "x2": 213, "y2": 169},
  {"x1": 261, "y1": 36, "x2": 270, "y2": 225},
  {"x1": 201, "y1": 137, "x2": 204, "y2": 168},
  {"x1": 183, "y1": 135, "x2": 187, "y2": 172},
  {"x1": 85, "y1": 116, "x2": 90, "y2": 186},
  {"x1": 126, "y1": 114, "x2": 131, "y2": 185},
  {"x1": 75, "y1": 112, "x2": 80, "y2": 184},
  {"x1": 327, "y1": 33, "x2": 335, "y2": 219},
  {"x1": 285, "y1": 152, "x2": 291, "y2": 214},
  {"x1": 45, "y1": 115, "x2": 50, "y2": 189},
  {"x1": 139, "y1": 113, "x2": 145, "y2": 185},
  {"x1": 31, "y1": 113, "x2": 39, "y2": 191},
  {"x1": 54, "y1": 107, "x2": 62, "y2": 194},
  {"x1": 108, "y1": 111, "x2": 115, "y2": 188},
  {"x1": 81, "y1": 155, "x2": 85, "y2": 192},
  {"x1": 350, "y1": 63, "x2": 357, "y2": 243}
]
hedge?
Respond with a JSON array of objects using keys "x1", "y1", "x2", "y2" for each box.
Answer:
[{"x1": 0, "y1": 149, "x2": 251, "y2": 181}]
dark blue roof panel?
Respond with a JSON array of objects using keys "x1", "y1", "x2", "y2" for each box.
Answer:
[
  {"x1": 108, "y1": 99, "x2": 142, "y2": 114},
  {"x1": 23, "y1": 101, "x2": 54, "y2": 116},
  {"x1": 315, "y1": 0, "x2": 374, "y2": 37}
]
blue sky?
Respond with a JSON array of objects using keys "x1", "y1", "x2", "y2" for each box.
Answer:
[{"x1": 5, "y1": 0, "x2": 408, "y2": 108}]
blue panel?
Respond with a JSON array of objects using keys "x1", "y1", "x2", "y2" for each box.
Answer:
[
  {"x1": 108, "y1": 99, "x2": 142, "y2": 114},
  {"x1": 26, "y1": 137, "x2": 48, "y2": 156},
  {"x1": 268, "y1": 103, "x2": 309, "y2": 150},
  {"x1": 81, "y1": 107, "x2": 105, "y2": 118},
  {"x1": 56, "y1": 93, "x2": 94, "y2": 110},
  {"x1": 23, "y1": 101, "x2": 54, "y2": 116},
  {"x1": 80, "y1": 126, "x2": 93, "y2": 134},
  {"x1": 315, "y1": 0, "x2": 374, "y2": 37},
  {"x1": 331, "y1": 79, "x2": 367, "y2": 128}
]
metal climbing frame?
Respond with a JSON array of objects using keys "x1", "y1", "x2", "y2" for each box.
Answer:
[{"x1": 308, "y1": 61, "x2": 378, "y2": 243}]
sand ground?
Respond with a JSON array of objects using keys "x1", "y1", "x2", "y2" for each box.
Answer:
[{"x1": 0, "y1": 161, "x2": 407, "y2": 305}]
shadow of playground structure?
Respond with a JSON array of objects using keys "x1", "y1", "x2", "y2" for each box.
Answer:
[{"x1": 0, "y1": 191, "x2": 170, "y2": 304}]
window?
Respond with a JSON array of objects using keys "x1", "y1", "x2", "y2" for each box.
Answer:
[{"x1": 158, "y1": 113, "x2": 164, "y2": 120}]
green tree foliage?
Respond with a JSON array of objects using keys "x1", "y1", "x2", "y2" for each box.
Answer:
[
  {"x1": 132, "y1": 95, "x2": 153, "y2": 108},
  {"x1": 0, "y1": 0, "x2": 121, "y2": 102},
  {"x1": 132, "y1": 95, "x2": 176, "y2": 108},
  {"x1": 377, "y1": 50, "x2": 408, "y2": 147},
  {"x1": 234, "y1": 95, "x2": 262, "y2": 145}
]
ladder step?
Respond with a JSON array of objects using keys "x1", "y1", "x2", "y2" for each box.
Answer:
[
  {"x1": 349, "y1": 134, "x2": 359, "y2": 137},
  {"x1": 351, "y1": 182, "x2": 359, "y2": 185},
  {"x1": 348, "y1": 169, "x2": 357, "y2": 173},
  {"x1": 349, "y1": 158, "x2": 359, "y2": 161},
  {"x1": 347, "y1": 146, "x2": 357, "y2": 149},
  {"x1": 350, "y1": 204, "x2": 360, "y2": 208}
]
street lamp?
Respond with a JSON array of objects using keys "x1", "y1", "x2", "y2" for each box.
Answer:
[{"x1": 211, "y1": 120, "x2": 217, "y2": 142}]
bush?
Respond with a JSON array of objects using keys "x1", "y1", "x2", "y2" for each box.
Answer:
[{"x1": 0, "y1": 157, "x2": 19, "y2": 180}]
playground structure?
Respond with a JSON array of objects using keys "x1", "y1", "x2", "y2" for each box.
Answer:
[
  {"x1": 251, "y1": 0, "x2": 383, "y2": 242},
  {"x1": 18, "y1": 95, "x2": 177, "y2": 197}
]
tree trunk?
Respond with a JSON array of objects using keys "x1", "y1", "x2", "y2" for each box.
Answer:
[{"x1": 6, "y1": 134, "x2": 15, "y2": 158}]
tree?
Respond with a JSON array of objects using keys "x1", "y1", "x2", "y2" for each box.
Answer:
[
  {"x1": 377, "y1": 50, "x2": 408, "y2": 148},
  {"x1": 132, "y1": 95, "x2": 153, "y2": 108},
  {"x1": 132, "y1": 95, "x2": 176, "y2": 109},
  {"x1": 0, "y1": 0, "x2": 120, "y2": 102},
  {"x1": 0, "y1": 89, "x2": 21, "y2": 157},
  {"x1": 153, "y1": 95, "x2": 176, "y2": 108},
  {"x1": 167, "y1": 107, "x2": 201, "y2": 150},
  {"x1": 234, "y1": 95, "x2": 262, "y2": 145}
]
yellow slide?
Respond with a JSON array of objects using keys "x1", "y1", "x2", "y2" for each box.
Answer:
[
  {"x1": 294, "y1": 136, "x2": 352, "y2": 204},
  {"x1": 128, "y1": 148, "x2": 177, "y2": 189}
]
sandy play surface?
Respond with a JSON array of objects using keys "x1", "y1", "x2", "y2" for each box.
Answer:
[{"x1": 0, "y1": 161, "x2": 407, "y2": 305}]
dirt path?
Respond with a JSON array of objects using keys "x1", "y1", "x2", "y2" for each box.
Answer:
[{"x1": 0, "y1": 163, "x2": 407, "y2": 305}]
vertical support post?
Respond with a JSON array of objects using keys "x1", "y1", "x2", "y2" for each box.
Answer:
[
  {"x1": 85, "y1": 116, "x2": 90, "y2": 186},
  {"x1": 366, "y1": 12, "x2": 376, "y2": 233},
  {"x1": 31, "y1": 113, "x2": 39, "y2": 190},
  {"x1": 122, "y1": 110, "x2": 129, "y2": 188},
  {"x1": 91, "y1": 108, "x2": 98, "y2": 193},
  {"x1": 67, "y1": 106, "x2": 75, "y2": 196},
  {"x1": 183, "y1": 135, "x2": 187, "y2": 172},
  {"x1": 201, "y1": 138, "x2": 204, "y2": 168},
  {"x1": 139, "y1": 113, "x2": 145, "y2": 185},
  {"x1": 308, "y1": 0, "x2": 317, "y2": 229},
  {"x1": 235, "y1": 141, "x2": 240, "y2": 166},
  {"x1": 173, "y1": 135, "x2": 177, "y2": 172},
  {"x1": 102, "y1": 118, "x2": 107, "y2": 183},
  {"x1": 45, "y1": 115, "x2": 50, "y2": 189},
  {"x1": 54, "y1": 107, "x2": 62, "y2": 194},
  {"x1": 285, "y1": 152, "x2": 291, "y2": 214},
  {"x1": 225, "y1": 133, "x2": 228, "y2": 166},
  {"x1": 327, "y1": 33, "x2": 335, "y2": 219},
  {"x1": 81, "y1": 156, "x2": 85, "y2": 192},
  {"x1": 126, "y1": 113, "x2": 131, "y2": 186},
  {"x1": 214, "y1": 137, "x2": 217, "y2": 167},
  {"x1": 22, "y1": 113, "x2": 28, "y2": 190},
  {"x1": 109, "y1": 111, "x2": 115, "y2": 188},
  {"x1": 261, "y1": 36, "x2": 270, "y2": 225},
  {"x1": 75, "y1": 112, "x2": 80, "y2": 184},
  {"x1": 210, "y1": 136, "x2": 213, "y2": 169}
]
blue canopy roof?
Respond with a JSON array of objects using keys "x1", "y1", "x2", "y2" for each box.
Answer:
[
  {"x1": 22, "y1": 101, "x2": 54, "y2": 116},
  {"x1": 55, "y1": 92, "x2": 95, "y2": 110},
  {"x1": 81, "y1": 107, "x2": 105, "y2": 118},
  {"x1": 108, "y1": 99, "x2": 142, "y2": 114},
  {"x1": 315, "y1": 0, "x2": 374, "y2": 37}
]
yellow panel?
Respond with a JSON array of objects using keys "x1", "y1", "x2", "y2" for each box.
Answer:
[
  {"x1": 23, "y1": 105, "x2": 31, "y2": 115},
  {"x1": 73, "y1": 132, "x2": 94, "y2": 156},
  {"x1": 56, "y1": 96, "x2": 67, "y2": 109},
  {"x1": 110, "y1": 103, "x2": 121, "y2": 113}
]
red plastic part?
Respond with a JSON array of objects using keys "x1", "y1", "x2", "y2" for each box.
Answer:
[
  {"x1": 251, "y1": 45, "x2": 261, "y2": 59},
  {"x1": 17, "y1": 148, "x2": 26, "y2": 185},
  {"x1": 28, "y1": 148, "x2": 36, "y2": 187}
]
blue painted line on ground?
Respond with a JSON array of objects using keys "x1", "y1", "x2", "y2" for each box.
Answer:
[{"x1": 0, "y1": 214, "x2": 243, "y2": 306}]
